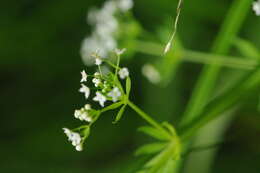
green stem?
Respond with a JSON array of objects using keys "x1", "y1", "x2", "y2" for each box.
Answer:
[
  {"x1": 134, "y1": 40, "x2": 257, "y2": 70},
  {"x1": 114, "y1": 54, "x2": 121, "y2": 81},
  {"x1": 127, "y1": 100, "x2": 169, "y2": 135}
]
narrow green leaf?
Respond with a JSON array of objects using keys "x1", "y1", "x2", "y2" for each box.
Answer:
[
  {"x1": 144, "y1": 142, "x2": 176, "y2": 173},
  {"x1": 113, "y1": 105, "x2": 127, "y2": 124},
  {"x1": 101, "y1": 101, "x2": 123, "y2": 112},
  {"x1": 135, "y1": 142, "x2": 168, "y2": 156},
  {"x1": 160, "y1": 158, "x2": 176, "y2": 173},
  {"x1": 234, "y1": 38, "x2": 260, "y2": 60},
  {"x1": 138, "y1": 126, "x2": 171, "y2": 141},
  {"x1": 126, "y1": 77, "x2": 131, "y2": 96},
  {"x1": 161, "y1": 122, "x2": 177, "y2": 136}
]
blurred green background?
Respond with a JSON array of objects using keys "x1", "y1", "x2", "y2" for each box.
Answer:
[{"x1": 1, "y1": 0, "x2": 260, "y2": 173}]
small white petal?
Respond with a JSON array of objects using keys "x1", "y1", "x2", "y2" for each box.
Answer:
[
  {"x1": 108, "y1": 87, "x2": 121, "y2": 102},
  {"x1": 118, "y1": 67, "x2": 129, "y2": 79},
  {"x1": 253, "y1": 1, "x2": 260, "y2": 16},
  {"x1": 80, "y1": 70, "x2": 88, "y2": 82},
  {"x1": 76, "y1": 145, "x2": 83, "y2": 151},
  {"x1": 92, "y1": 78, "x2": 101, "y2": 87},
  {"x1": 117, "y1": 0, "x2": 134, "y2": 11},
  {"x1": 93, "y1": 92, "x2": 107, "y2": 107},
  {"x1": 79, "y1": 84, "x2": 90, "y2": 99},
  {"x1": 84, "y1": 104, "x2": 91, "y2": 110},
  {"x1": 115, "y1": 48, "x2": 126, "y2": 55},
  {"x1": 95, "y1": 58, "x2": 102, "y2": 65}
]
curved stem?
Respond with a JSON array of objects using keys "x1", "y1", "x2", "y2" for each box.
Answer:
[{"x1": 127, "y1": 100, "x2": 169, "y2": 135}]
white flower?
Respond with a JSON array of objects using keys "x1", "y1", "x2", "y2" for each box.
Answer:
[
  {"x1": 108, "y1": 87, "x2": 121, "y2": 102},
  {"x1": 94, "y1": 72, "x2": 100, "y2": 77},
  {"x1": 117, "y1": 0, "x2": 134, "y2": 12},
  {"x1": 118, "y1": 67, "x2": 129, "y2": 79},
  {"x1": 115, "y1": 48, "x2": 126, "y2": 56},
  {"x1": 142, "y1": 64, "x2": 161, "y2": 84},
  {"x1": 63, "y1": 128, "x2": 82, "y2": 151},
  {"x1": 253, "y1": 0, "x2": 260, "y2": 16},
  {"x1": 84, "y1": 104, "x2": 91, "y2": 110},
  {"x1": 80, "y1": 70, "x2": 88, "y2": 82},
  {"x1": 76, "y1": 144, "x2": 83, "y2": 151},
  {"x1": 74, "y1": 108, "x2": 92, "y2": 122},
  {"x1": 92, "y1": 78, "x2": 101, "y2": 87},
  {"x1": 79, "y1": 84, "x2": 90, "y2": 99},
  {"x1": 93, "y1": 92, "x2": 107, "y2": 107},
  {"x1": 95, "y1": 58, "x2": 102, "y2": 65}
]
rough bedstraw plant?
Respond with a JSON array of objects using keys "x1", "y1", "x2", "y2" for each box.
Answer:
[
  {"x1": 63, "y1": 0, "x2": 260, "y2": 172},
  {"x1": 63, "y1": 48, "x2": 182, "y2": 172}
]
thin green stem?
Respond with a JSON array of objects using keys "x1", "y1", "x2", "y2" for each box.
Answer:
[
  {"x1": 114, "y1": 54, "x2": 121, "y2": 81},
  {"x1": 127, "y1": 100, "x2": 169, "y2": 136},
  {"x1": 134, "y1": 40, "x2": 257, "y2": 70}
]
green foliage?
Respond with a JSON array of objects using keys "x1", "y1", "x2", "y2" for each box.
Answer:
[
  {"x1": 135, "y1": 142, "x2": 168, "y2": 156},
  {"x1": 113, "y1": 105, "x2": 127, "y2": 124},
  {"x1": 138, "y1": 126, "x2": 171, "y2": 141}
]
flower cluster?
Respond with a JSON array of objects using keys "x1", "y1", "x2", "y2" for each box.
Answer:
[
  {"x1": 253, "y1": 0, "x2": 260, "y2": 16},
  {"x1": 63, "y1": 49, "x2": 130, "y2": 151},
  {"x1": 63, "y1": 128, "x2": 83, "y2": 151},
  {"x1": 81, "y1": 0, "x2": 134, "y2": 65}
]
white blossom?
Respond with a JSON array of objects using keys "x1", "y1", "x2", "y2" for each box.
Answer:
[
  {"x1": 115, "y1": 48, "x2": 126, "y2": 56},
  {"x1": 95, "y1": 58, "x2": 102, "y2": 65},
  {"x1": 117, "y1": 0, "x2": 134, "y2": 12},
  {"x1": 81, "y1": 0, "x2": 134, "y2": 65},
  {"x1": 92, "y1": 78, "x2": 101, "y2": 87},
  {"x1": 253, "y1": 0, "x2": 260, "y2": 16},
  {"x1": 93, "y1": 92, "x2": 107, "y2": 107},
  {"x1": 76, "y1": 144, "x2": 83, "y2": 151},
  {"x1": 94, "y1": 72, "x2": 100, "y2": 77},
  {"x1": 74, "y1": 108, "x2": 92, "y2": 122},
  {"x1": 79, "y1": 84, "x2": 90, "y2": 99},
  {"x1": 84, "y1": 104, "x2": 91, "y2": 110},
  {"x1": 108, "y1": 87, "x2": 122, "y2": 102},
  {"x1": 63, "y1": 128, "x2": 82, "y2": 151},
  {"x1": 80, "y1": 70, "x2": 88, "y2": 82},
  {"x1": 142, "y1": 64, "x2": 161, "y2": 84},
  {"x1": 118, "y1": 67, "x2": 129, "y2": 79}
]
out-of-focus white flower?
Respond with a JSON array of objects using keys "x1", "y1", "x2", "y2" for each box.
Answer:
[
  {"x1": 80, "y1": 70, "x2": 88, "y2": 82},
  {"x1": 76, "y1": 145, "x2": 83, "y2": 151},
  {"x1": 115, "y1": 48, "x2": 126, "y2": 56},
  {"x1": 253, "y1": 0, "x2": 260, "y2": 16},
  {"x1": 79, "y1": 84, "x2": 90, "y2": 99},
  {"x1": 95, "y1": 58, "x2": 102, "y2": 65},
  {"x1": 94, "y1": 72, "x2": 100, "y2": 76},
  {"x1": 142, "y1": 64, "x2": 161, "y2": 84},
  {"x1": 118, "y1": 67, "x2": 129, "y2": 79},
  {"x1": 108, "y1": 87, "x2": 121, "y2": 102},
  {"x1": 81, "y1": 0, "x2": 134, "y2": 65},
  {"x1": 84, "y1": 104, "x2": 91, "y2": 110},
  {"x1": 92, "y1": 78, "x2": 101, "y2": 87},
  {"x1": 117, "y1": 0, "x2": 134, "y2": 12},
  {"x1": 63, "y1": 128, "x2": 82, "y2": 151},
  {"x1": 93, "y1": 92, "x2": 107, "y2": 107}
]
